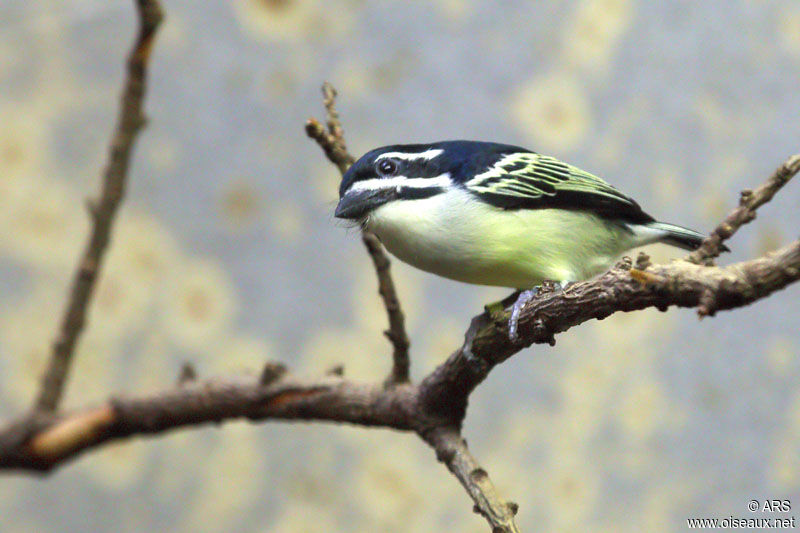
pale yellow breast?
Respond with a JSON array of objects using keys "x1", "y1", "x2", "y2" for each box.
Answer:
[{"x1": 366, "y1": 189, "x2": 636, "y2": 288}]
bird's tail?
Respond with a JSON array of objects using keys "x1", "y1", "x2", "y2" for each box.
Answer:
[
  {"x1": 630, "y1": 221, "x2": 730, "y2": 252},
  {"x1": 641, "y1": 221, "x2": 720, "y2": 252},
  {"x1": 647, "y1": 222, "x2": 705, "y2": 251}
]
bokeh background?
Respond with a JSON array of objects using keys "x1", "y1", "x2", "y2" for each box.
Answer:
[{"x1": 1, "y1": 0, "x2": 800, "y2": 531}]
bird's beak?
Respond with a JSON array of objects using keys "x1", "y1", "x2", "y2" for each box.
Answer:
[{"x1": 335, "y1": 187, "x2": 397, "y2": 219}]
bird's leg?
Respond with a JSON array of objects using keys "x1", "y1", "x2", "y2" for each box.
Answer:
[
  {"x1": 484, "y1": 290, "x2": 521, "y2": 319},
  {"x1": 507, "y1": 280, "x2": 573, "y2": 342},
  {"x1": 508, "y1": 288, "x2": 539, "y2": 342}
]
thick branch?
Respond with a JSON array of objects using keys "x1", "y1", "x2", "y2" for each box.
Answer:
[
  {"x1": 35, "y1": 0, "x2": 164, "y2": 412},
  {"x1": 419, "y1": 240, "x2": 800, "y2": 415},
  {"x1": 1, "y1": 239, "x2": 795, "y2": 487},
  {"x1": 688, "y1": 154, "x2": 800, "y2": 264},
  {"x1": 305, "y1": 83, "x2": 410, "y2": 385},
  {"x1": 2, "y1": 375, "x2": 417, "y2": 471}
]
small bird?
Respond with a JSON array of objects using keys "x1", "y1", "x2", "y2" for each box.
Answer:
[{"x1": 335, "y1": 140, "x2": 711, "y2": 339}]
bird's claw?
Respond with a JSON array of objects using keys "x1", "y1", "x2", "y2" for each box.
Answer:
[
  {"x1": 508, "y1": 288, "x2": 538, "y2": 342},
  {"x1": 507, "y1": 281, "x2": 572, "y2": 342}
]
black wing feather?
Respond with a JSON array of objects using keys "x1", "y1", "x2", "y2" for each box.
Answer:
[{"x1": 464, "y1": 152, "x2": 654, "y2": 224}]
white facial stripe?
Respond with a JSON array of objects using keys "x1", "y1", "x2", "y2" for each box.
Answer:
[
  {"x1": 375, "y1": 149, "x2": 444, "y2": 162},
  {"x1": 349, "y1": 173, "x2": 452, "y2": 193}
]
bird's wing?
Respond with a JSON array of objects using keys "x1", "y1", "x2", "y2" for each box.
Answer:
[{"x1": 463, "y1": 152, "x2": 653, "y2": 223}]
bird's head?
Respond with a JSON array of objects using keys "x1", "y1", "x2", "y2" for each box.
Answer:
[
  {"x1": 335, "y1": 141, "x2": 528, "y2": 221},
  {"x1": 335, "y1": 143, "x2": 456, "y2": 221}
]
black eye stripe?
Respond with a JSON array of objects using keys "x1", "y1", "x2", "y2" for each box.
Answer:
[{"x1": 398, "y1": 186, "x2": 445, "y2": 200}]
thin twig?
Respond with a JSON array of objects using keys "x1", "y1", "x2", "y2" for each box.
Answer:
[
  {"x1": 687, "y1": 154, "x2": 800, "y2": 264},
  {"x1": 305, "y1": 83, "x2": 411, "y2": 385},
  {"x1": 361, "y1": 232, "x2": 411, "y2": 386},
  {"x1": 34, "y1": 0, "x2": 164, "y2": 412},
  {"x1": 304, "y1": 83, "x2": 353, "y2": 174}
]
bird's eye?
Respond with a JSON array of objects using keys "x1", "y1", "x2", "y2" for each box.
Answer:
[{"x1": 376, "y1": 158, "x2": 399, "y2": 177}]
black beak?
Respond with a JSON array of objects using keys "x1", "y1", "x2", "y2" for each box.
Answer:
[{"x1": 335, "y1": 187, "x2": 398, "y2": 219}]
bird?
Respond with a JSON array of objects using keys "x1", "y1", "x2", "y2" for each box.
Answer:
[{"x1": 334, "y1": 140, "x2": 714, "y2": 340}]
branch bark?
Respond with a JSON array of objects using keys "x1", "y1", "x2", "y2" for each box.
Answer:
[
  {"x1": 687, "y1": 154, "x2": 800, "y2": 265},
  {"x1": 34, "y1": 0, "x2": 164, "y2": 412},
  {"x1": 424, "y1": 426, "x2": 520, "y2": 533},
  {"x1": 1, "y1": 376, "x2": 417, "y2": 471}
]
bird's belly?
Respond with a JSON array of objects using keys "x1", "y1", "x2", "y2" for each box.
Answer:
[{"x1": 366, "y1": 191, "x2": 632, "y2": 288}]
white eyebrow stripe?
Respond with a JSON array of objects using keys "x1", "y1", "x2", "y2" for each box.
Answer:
[
  {"x1": 349, "y1": 173, "x2": 452, "y2": 192},
  {"x1": 375, "y1": 149, "x2": 444, "y2": 162}
]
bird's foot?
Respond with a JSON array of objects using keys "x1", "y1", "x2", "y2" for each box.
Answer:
[
  {"x1": 508, "y1": 288, "x2": 538, "y2": 342},
  {"x1": 507, "y1": 280, "x2": 573, "y2": 342},
  {"x1": 485, "y1": 290, "x2": 521, "y2": 321},
  {"x1": 485, "y1": 299, "x2": 509, "y2": 320}
]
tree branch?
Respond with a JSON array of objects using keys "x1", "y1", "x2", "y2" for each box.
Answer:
[
  {"x1": 419, "y1": 238, "x2": 800, "y2": 416},
  {"x1": 361, "y1": 232, "x2": 411, "y2": 386},
  {"x1": 1, "y1": 374, "x2": 418, "y2": 471},
  {"x1": 10, "y1": 240, "x2": 797, "y2": 468},
  {"x1": 3, "y1": 156, "x2": 798, "y2": 532},
  {"x1": 34, "y1": 0, "x2": 164, "y2": 412},
  {"x1": 4, "y1": 13, "x2": 798, "y2": 527},
  {"x1": 424, "y1": 426, "x2": 520, "y2": 533},
  {"x1": 305, "y1": 82, "x2": 355, "y2": 174},
  {"x1": 305, "y1": 83, "x2": 411, "y2": 385},
  {"x1": 687, "y1": 154, "x2": 800, "y2": 264}
]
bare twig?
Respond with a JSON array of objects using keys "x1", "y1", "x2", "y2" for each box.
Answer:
[
  {"x1": 304, "y1": 83, "x2": 354, "y2": 174},
  {"x1": 259, "y1": 361, "x2": 287, "y2": 385},
  {"x1": 361, "y1": 232, "x2": 411, "y2": 386},
  {"x1": 176, "y1": 362, "x2": 197, "y2": 386},
  {"x1": 687, "y1": 154, "x2": 800, "y2": 264},
  {"x1": 305, "y1": 83, "x2": 411, "y2": 385},
  {"x1": 34, "y1": 0, "x2": 164, "y2": 412}
]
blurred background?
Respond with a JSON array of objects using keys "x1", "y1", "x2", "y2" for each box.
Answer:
[{"x1": 1, "y1": 0, "x2": 799, "y2": 531}]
